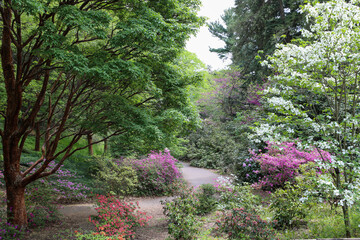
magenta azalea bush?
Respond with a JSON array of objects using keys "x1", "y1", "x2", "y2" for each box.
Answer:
[
  {"x1": 251, "y1": 142, "x2": 331, "y2": 189},
  {"x1": 122, "y1": 149, "x2": 181, "y2": 196}
]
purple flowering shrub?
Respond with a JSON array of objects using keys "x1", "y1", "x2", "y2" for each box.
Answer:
[
  {"x1": 31, "y1": 161, "x2": 90, "y2": 202},
  {"x1": 251, "y1": 142, "x2": 331, "y2": 189},
  {"x1": 123, "y1": 149, "x2": 182, "y2": 196}
]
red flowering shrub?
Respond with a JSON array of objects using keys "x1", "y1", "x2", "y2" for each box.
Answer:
[
  {"x1": 215, "y1": 208, "x2": 277, "y2": 240},
  {"x1": 89, "y1": 195, "x2": 151, "y2": 239},
  {"x1": 251, "y1": 142, "x2": 331, "y2": 189}
]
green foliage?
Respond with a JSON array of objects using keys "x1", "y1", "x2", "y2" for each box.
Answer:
[
  {"x1": 184, "y1": 122, "x2": 242, "y2": 172},
  {"x1": 270, "y1": 182, "x2": 307, "y2": 228},
  {"x1": 277, "y1": 203, "x2": 360, "y2": 239},
  {"x1": 195, "y1": 184, "x2": 217, "y2": 216},
  {"x1": 216, "y1": 181, "x2": 261, "y2": 211},
  {"x1": 0, "y1": 218, "x2": 25, "y2": 240},
  {"x1": 162, "y1": 187, "x2": 200, "y2": 240},
  {"x1": 260, "y1": 1, "x2": 360, "y2": 236},
  {"x1": 92, "y1": 157, "x2": 138, "y2": 196}
]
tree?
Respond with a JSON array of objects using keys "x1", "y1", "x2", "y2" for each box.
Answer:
[
  {"x1": 0, "y1": 0, "x2": 204, "y2": 227},
  {"x1": 260, "y1": 0, "x2": 360, "y2": 237},
  {"x1": 209, "y1": 0, "x2": 328, "y2": 81},
  {"x1": 109, "y1": 50, "x2": 207, "y2": 157},
  {"x1": 208, "y1": 8, "x2": 235, "y2": 60}
]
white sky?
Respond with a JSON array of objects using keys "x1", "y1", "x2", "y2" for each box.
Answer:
[{"x1": 186, "y1": 0, "x2": 235, "y2": 70}]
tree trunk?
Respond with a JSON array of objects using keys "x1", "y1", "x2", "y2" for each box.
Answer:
[
  {"x1": 34, "y1": 122, "x2": 40, "y2": 151},
  {"x1": 87, "y1": 133, "x2": 93, "y2": 156},
  {"x1": 2, "y1": 137, "x2": 27, "y2": 227},
  {"x1": 6, "y1": 184, "x2": 27, "y2": 228},
  {"x1": 342, "y1": 202, "x2": 351, "y2": 238}
]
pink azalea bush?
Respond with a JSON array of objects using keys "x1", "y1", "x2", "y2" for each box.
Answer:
[
  {"x1": 251, "y1": 142, "x2": 331, "y2": 189},
  {"x1": 121, "y1": 149, "x2": 182, "y2": 196}
]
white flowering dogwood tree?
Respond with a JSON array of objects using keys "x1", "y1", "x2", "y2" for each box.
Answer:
[{"x1": 257, "y1": 0, "x2": 360, "y2": 237}]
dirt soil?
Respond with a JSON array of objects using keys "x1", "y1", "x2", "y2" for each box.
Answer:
[{"x1": 24, "y1": 163, "x2": 220, "y2": 240}]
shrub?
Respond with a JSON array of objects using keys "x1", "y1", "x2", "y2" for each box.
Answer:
[
  {"x1": 216, "y1": 208, "x2": 277, "y2": 240},
  {"x1": 89, "y1": 195, "x2": 151, "y2": 239},
  {"x1": 162, "y1": 187, "x2": 200, "y2": 240},
  {"x1": 270, "y1": 182, "x2": 307, "y2": 228},
  {"x1": 124, "y1": 149, "x2": 181, "y2": 196},
  {"x1": 251, "y1": 142, "x2": 331, "y2": 189},
  {"x1": 195, "y1": 184, "x2": 217, "y2": 215},
  {"x1": 214, "y1": 176, "x2": 260, "y2": 211},
  {"x1": 183, "y1": 122, "x2": 242, "y2": 172},
  {"x1": 92, "y1": 157, "x2": 138, "y2": 196}
]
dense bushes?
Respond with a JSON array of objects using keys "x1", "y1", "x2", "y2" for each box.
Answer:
[
  {"x1": 92, "y1": 157, "x2": 138, "y2": 196},
  {"x1": 88, "y1": 150, "x2": 182, "y2": 196},
  {"x1": 195, "y1": 184, "x2": 217, "y2": 215},
  {"x1": 270, "y1": 182, "x2": 307, "y2": 228},
  {"x1": 162, "y1": 181, "x2": 265, "y2": 240},
  {"x1": 162, "y1": 187, "x2": 200, "y2": 240},
  {"x1": 183, "y1": 122, "x2": 244, "y2": 172}
]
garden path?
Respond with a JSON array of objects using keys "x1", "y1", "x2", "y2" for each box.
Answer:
[{"x1": 59, "y1": 162, "x2": 221, "y2": 240}]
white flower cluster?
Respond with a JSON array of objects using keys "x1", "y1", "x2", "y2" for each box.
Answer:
[
  {"x1": 248, "y1": 123, "x2": 288, "y2": 143},
  {"x1": 267, "y1": 97, "x2": 306, "y2": 117},
  {"x1": 215, "y1": 176, "x2": 234, "y2": 189}
]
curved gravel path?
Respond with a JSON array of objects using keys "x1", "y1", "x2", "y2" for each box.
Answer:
[
  {"x1": 58, "y1": 162, "x2": 221, "y2": 240},
  {"x1": 181, "y1": 162, "x2": 220, "y2": 188}
]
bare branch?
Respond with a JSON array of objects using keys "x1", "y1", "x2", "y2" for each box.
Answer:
[
  {"x1": 22, "y1": 156, "x2": 45, "y2": 177},
  {"x1": 135, "y1": 97, "x2": 156, "y2": 107}
]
